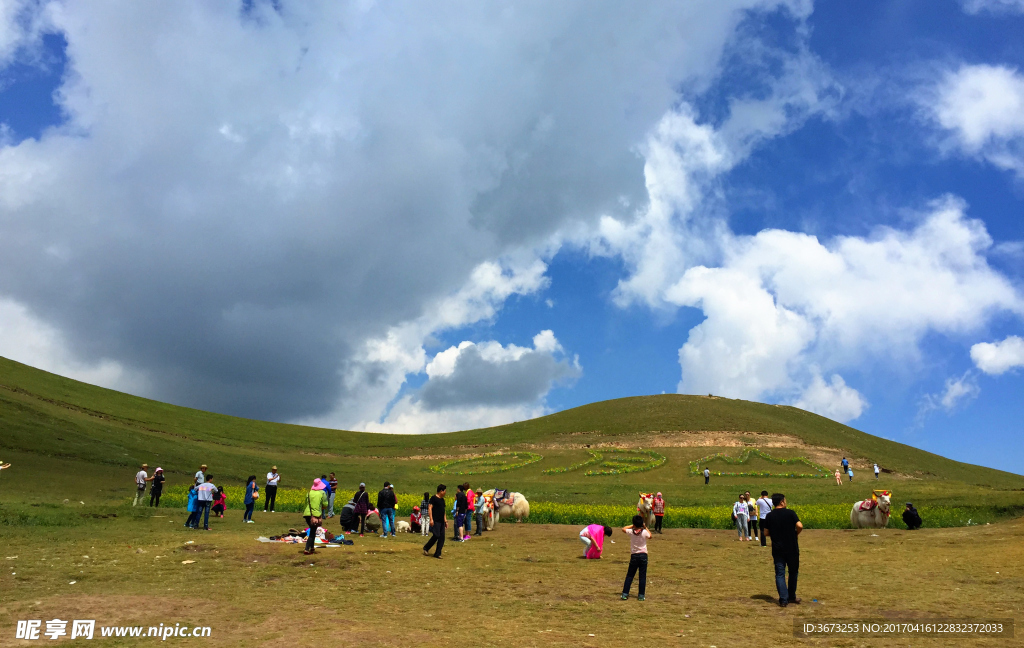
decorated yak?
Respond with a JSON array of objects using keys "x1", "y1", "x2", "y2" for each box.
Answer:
[
  {"x1": 480, "y1": 489, "x2": 530, "y2": 529},
  {"x1": 850, "y1": 490, "x2": 892, "y2": 529},
  {"x1": 636, "y1": 492, "x2": 655, "y2": 528}
]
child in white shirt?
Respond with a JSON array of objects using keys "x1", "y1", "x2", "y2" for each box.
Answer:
[{"x1": 620, "y1": 515, "x2": 652, "y2": 601}]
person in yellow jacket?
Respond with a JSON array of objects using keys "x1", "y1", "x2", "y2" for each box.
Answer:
[{"x1": 303, "y1": 478, "x2": 328, "y2": 555}]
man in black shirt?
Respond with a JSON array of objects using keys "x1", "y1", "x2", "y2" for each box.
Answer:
[
  {"x1": 454, "y1": 484, "x2": 469, "y2": 541},
  {"x1": 423, "y1": 484, "x2": 447, "y2": 559},
  {"x1": 762, "y1": 493, "x2": 803, "y2": 607}
]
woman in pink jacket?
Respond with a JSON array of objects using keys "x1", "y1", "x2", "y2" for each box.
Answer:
[{"x1": 580, "y1": 524, "x2": 613, "y2": 559}]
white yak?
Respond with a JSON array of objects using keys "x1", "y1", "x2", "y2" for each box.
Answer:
[
  {"x1": 481, "y1": 489, "x2": 530, "y2": 529},
  {"x1": 636, "y1": 492, "x2": 655, "y2": 528},
  {"x1": 850, "y1": 491, "x2": 892, "y2": 529}
]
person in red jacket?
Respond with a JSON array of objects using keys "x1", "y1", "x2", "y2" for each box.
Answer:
[{"x1": 652, "y1": 492, "x2": 666, "y2": 534}]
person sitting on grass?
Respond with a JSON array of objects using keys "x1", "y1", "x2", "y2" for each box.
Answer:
[
  {"x1": 411, "y1": 506, "x2": 422, "y2": 533},
  {"x1": 621, "y1": 515, "x2": 651, "y2": 601},
  {"x1": 902, "y1": 503, "x2": 922, "y2": 530},
  {"x1": 580, "y1": 524, "x2": 612, "y2": 559},
  {"x1": 211, "y1": 486, "x2": 227, "y2": 518}
]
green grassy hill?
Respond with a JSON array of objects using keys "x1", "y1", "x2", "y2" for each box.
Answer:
[{"x1": 1, "y1": 355, "x2": 1022, "y2": 517}]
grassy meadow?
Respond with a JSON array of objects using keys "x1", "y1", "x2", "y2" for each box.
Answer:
[{"x1": 2, "y1": 355, "x2": 1024, "y2": 645}]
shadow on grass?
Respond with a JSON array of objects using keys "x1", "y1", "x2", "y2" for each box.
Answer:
[{"x1": 750, "y1": 594, "x2": 775, "y2": 603}]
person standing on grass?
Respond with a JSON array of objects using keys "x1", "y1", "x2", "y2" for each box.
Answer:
[
  {"x1": 353, "y1": 482, "x2": 370, "y2": 537},
  {"x1": 149, "y1": 468, "x2": 165, "y2": 507},
  {"x1": 652, "y1": 492, "x2": 665, "y2": 534},
  {"x1": 264, "y1": 466, "x2": 280, "y2": 513},
  {"x1": 620, "y1": 515, "x2": 651, "y2": 601},
  {"x1": 745, "y1": 491, "x2": 758, "y2": 541},
  {"x1": 454, "y1": 484, "x2": 469, "y2": 541},
  {"x1": 196, "y1": 476, "x2": 219, "y2": 530},
  {"x1": 133, "y1": 464, "x2": 153, "y2": 506},
  {"x1": 733, "y1": 494, "x2": 749, "y2": 541},
  {"x1": 184, "y1": 484, "x2": 199, "y2": 528},
  {"x1": 834, "y1": 469, "x2": 842, "y2": 486},
  {"x1": 841, "y1": 457, "x2": 849, "y2": 474},
  {"x1": 473, "y1": 487, "x2": 486, "y2": 536},
  {"x1": 377, "y1": 481, "x2": 397, "y2": 538},
  {"x1": 420, "y1": 491, "x2": 432, "y2": 537},
  {"x1": 302, "y1": 478, "x2": 327, "y2": 555},
  {"x1": 423, "y1": 484, "x2": 447, "y2": 559},
  {"x1": 327, "y1": 472, "x2": 339, "y2": 518},
  {"x1": 704, "y1": 467, "x2": 710, "y2": 485},
  {"x1": 874, "y1": 463, "x2": 880, "y2": 480},
  {"x1": 464, "y1": 484, "x2": 475, "y2": 537},
  {"x1": 243, "y1": 475, "x2": 258, "y2": 523},
  {"x1": 755, "y1": 491, "x2": 772, "y2": 548},
  {"x1": 194, "y1": 464, "x2": 207, "y2": 486},
  {"x1": 762, "y1": 493, "x2": 802, "y2": 607},
  {"x1": 848, "y1": 468, "x2": 854, "y2": 482}
]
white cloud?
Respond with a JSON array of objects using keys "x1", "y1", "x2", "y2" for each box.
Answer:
[
  {"x1": 357, "y1": 330, "x2": 579, "y2": 434},
  {"x1": 3, "y1": 1, "x2": 820, "y2": 423},
  {"x1": 917, "y1": 371, "x2": 980, "y2": 424},
  {"x1": 930, "y1": 64, "x2": 1024, "y2": 177},
  {"x1": 960, "y1": 0, "x2": 1024, "y2": 14},
  {"x1": 971, "y1": 335, "x2": 1024, "y2": 374},
  {"x1": 792, "y1": 372, "x2": 866, "y2": 423}
]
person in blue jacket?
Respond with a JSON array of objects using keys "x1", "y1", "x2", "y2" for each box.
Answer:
[{"x1": 184, "y1": 485, "x2": 199, "y2": 529}]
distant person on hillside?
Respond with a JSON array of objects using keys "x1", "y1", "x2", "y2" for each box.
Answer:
[
  {"x1": 133, "y1": 464, "x2": 153, "y2": 506},
  {"x1": 652, "y1": 492, "x2": 666, "y2": 533},
  {"x1": 149, "y1": 468, "x2": 165, "y2": 507},
  {"x1": 302, "y1": 478, "x2": 327, "y2": 555},
  {"x1": 580, "y1": 524, "x2": 612, "y2": 559},
  {"x1": 733, "y1": 494, "x2": 749, "y2": 541},
  {"x1": 184, "y1": 485, "x2": 199, "y2": 528},
  {"x1": 420, "y1": 491, "x2": 431, "y2": 537},
  {"x1": 840, "y1": 457, "x2": 849, "y2": 474},
  {"x1": 264, "y1": 466, "x2": 280, "y2": 513},
  {"x1": 762, "y1": 493, "x2": 802, "y2": 607},
  {"x1": 745, "y1": 491, "x2": 758, "y2": 541},
  {"x1": 902, "y1": 503, "x2": 922, "y2": 530},
  {"x1": 874, "y1": 464, "x2": 880, "y2": 480},
  {"x1": 834, "y1": 469, "x2": 842, "y2": 486},
  {"x1": 847, "y1": 468, "x2": 854, "y2": 482},
  {"x1": 353, "y1": 483, "x2": 370, "y2": 537},
  {"x1": 454, "y1": 484, "x2": 469, "y2": 541},
  {"x1": 620, "y1": 515, "x2": 651, "y2": 601},
  {"x1": 327, "y1": 472, "x2": 339, "y2": 517},
  {"x1": 194, "y1": 464, "x2": 207, "y2": 486},
  {"x1": 196, "y1": 476, "x2": 219, "y2": 530},
  {"x1": 423, "y1": 484, "x2": 448, "y2": 559},
  {"x1": 704, "y1": 468, "x2": 710, "y2": 485},
  {"x1": 378, "y1": 481, "x2": 397, "y2": 538},
  {"x1": 755, "y1": 491, "x2": 772, "y2": 547},
  {"x1": 243, "y1": 475, "x2": 258, "y2": 523}
]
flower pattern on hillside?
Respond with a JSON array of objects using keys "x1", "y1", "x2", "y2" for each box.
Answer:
[{"x1": 689, "y1": 449, "x2": 829, "y2": 478}]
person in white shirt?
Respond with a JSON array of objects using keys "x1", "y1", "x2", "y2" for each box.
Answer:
[
  {"x1": 703, "y1": 468, "x2": 710, "y2": 485},
  {"x1": 620, "y1": 515, "x2": 652, "y2": 601},
  {"x1": 733, "y1": 495, "x2": 749, "y2": 541},
  {"x1": 195, "y1": 476, "x2": 219, "y2": 530},
  {"x1": 756, "y1": 491, "x2": 773, "y2": 547},
  {"x1": 265, "y1": 466, "x2": 281, "y2": 512},
  {"x1": 194, "y1": 464, "x2": 207, "y2": 486},
  {"x1": 133, "y1": 463, "x2": 153, "y2": 506},
  {"x1": 874, "y1": 464, "x2": 880, "y2": 479}
]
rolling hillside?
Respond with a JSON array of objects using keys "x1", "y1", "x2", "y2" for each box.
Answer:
[{"x1": 1, "y1": 355, "x2": 1022, "y2": 510}]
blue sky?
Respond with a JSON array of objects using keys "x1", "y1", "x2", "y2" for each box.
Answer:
[{"x1": 0, "y1": 1, "x2": 1022, "y2": 473}]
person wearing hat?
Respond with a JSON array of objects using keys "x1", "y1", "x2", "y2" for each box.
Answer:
[
  {"x1": 194, "y1": 464, "x2": 207, "y2": 486},
  {"x1": 303, "y1": 478, "x2": 327, "y2": 555},
  {"x1": 652, "y1": 492, "x2": 666, "y2": 534},
  {"x1": 902, "y1": 503, "x2": 922, "y2": 530},
  {"x1": 133, "y1": 463, "x2": 154, "y2": 506},
  {"x1": 149, "y1": 467, "x2": 166, "y2": 507},
  {"x1": 265, "y1": 466, "x2": 280, "y2": 513},
  {"x1": 377, "y1": 481, "x2": 397, "y2": 538},
  {"x1": 353, "y1": 482, "x2": 370, "y2": 536}
]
